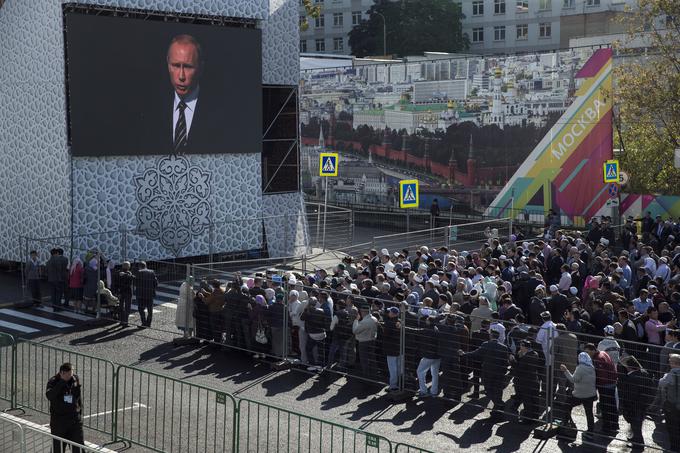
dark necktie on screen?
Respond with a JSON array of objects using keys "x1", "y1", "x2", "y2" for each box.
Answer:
[{"x1": 174, "y1": 100, "x2": 188, "y2": 152}]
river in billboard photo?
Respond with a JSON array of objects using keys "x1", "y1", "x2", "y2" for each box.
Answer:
[
  {"x1": 64, "y1": 10, "x2": 262, "y2": 156},
  {"x1": 299, "y1": 47, "x2": 601, "y2": 213}
]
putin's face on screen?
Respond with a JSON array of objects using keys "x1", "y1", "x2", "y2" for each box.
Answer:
[{"x1": 167, "y1": 35, "x2": 201, "y2": 98}]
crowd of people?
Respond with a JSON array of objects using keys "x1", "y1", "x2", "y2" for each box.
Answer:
[
  {"x1": 26, "y1": 249, "x2": 158, "y2": 326},
  {"x1": 186, "y1": 212, "x2": 680, "y2": 451}
]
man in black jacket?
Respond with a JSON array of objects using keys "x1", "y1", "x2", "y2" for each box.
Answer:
[
  {"x1": 438, "y1": 314, "x2": 465, "y2": 400},
  {"x1": 510, "y1": 340, "x2": 542, "y2": 423},
  {"x1": 618, "y1": 356, "x2": 654, "y2": 446},
  {"x1": 46, "y1": 363, "x2": 84, "y2": 453},
  {"x1": 548, "y1": 285, "x2": 570, "y2": 324},
  {"x1": 135, "y1": 262, "x2": 158, "y2": 327},
  {"x1": 383, "y1": 306, "x2": 402, "y2": 391},
  {"x1": 461, "y1": 329, "x2": 511, "y2": 417},
  {"x1": 47, "y1": 248, "x2": 69, "y2": 311},
  {"x1": 529, "y1": 286, "x2": 547, "y2": 326},
  {"x1": 416, "y1": 316, "x2": 441, "y2": 397},
  {"x1": 301, "y1": 298, "x2": 329, "y2": 371},
  {"x1": 467, "y1": 319, "x2": 491, "y2": 399}
]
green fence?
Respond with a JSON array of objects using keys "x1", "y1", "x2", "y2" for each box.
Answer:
[
  {"x1": 0, "y1": 335, "x2": 438, "y2": 453},
  {"x1": 12, "y1": 339, "x2": 116, "y2": 435},
  {"x1": 0, "y1": 333, "x2": 15, "y2": 405},
  {"x1": 394, "y1": 444, "x2": 438, "y2": 453},
  {"x1": 114, "y1": 365, "x2": 237, "y2": 453},
  {"x1": 236, "y1": 398, "x2": 392, "y2": 453}
]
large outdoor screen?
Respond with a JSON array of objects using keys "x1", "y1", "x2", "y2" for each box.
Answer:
[{"x1": 64, "y1": 9, "x2": 262, "y2": 156}]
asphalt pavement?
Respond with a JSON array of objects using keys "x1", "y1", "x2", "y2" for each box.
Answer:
[{"x1": 4, "y1": 318, "x2": 669, "y2": 453}]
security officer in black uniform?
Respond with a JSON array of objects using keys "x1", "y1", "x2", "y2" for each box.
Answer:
[{"x1": 46, "y1": 362, "x2": 84, "y2": 453}]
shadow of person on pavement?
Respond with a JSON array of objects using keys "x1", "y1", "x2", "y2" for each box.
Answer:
[
  {"x1": 438, "y1": 417, "x2": 494, "y2": 448},
  {"x1": 69, "y1": 323, "x2": 136, "y2": 345}
]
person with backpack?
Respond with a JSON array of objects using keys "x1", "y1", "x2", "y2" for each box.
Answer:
[
  {"x1": 657, "y1": 354, "x2": 680, "y2": 452},
  {"x1": 328, "y1": 300, "x2": 355, "y2": 369},
  {"x1": 617, "y1": 356, "x2": 655, "y2": 447}
]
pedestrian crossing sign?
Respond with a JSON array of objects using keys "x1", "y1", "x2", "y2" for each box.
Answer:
[
  {"x1": 319, "y1": 153, "x2": 338, "y2": 177},
  {"x1": 399, "y1": 179, "x2": 419, "y2": 208},
  {"x1": 603, "y1": 160, "x2": 619, "y2": 183}
]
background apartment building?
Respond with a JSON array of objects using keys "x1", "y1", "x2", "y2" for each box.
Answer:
[
  {"x1": 300, "y1": 0, "x2": 637, "y2": 56},
  {"x1": 299, "y1": 0, "x2": 375, "y2": 55},
  {"x1": 457, "y1": 0, "x2": 635, "y2": 54}
]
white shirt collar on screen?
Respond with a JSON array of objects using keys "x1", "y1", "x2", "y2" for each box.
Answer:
[{"x1": 172, "y1": 86, "x2": 199, "y2": 140}]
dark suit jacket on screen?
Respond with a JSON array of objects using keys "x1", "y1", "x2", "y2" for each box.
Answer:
[{"x1": 141, "y1": 88, "x2": 232, "y2": 154}]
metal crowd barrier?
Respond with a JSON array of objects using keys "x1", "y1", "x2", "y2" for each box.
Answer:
[
  {"x1": 0, "y1": 413, "x2": 112, "y2": 453},
  {"x1": 12, "y1": 339, "x2": 117, "y2": 435},
  {"x1": 0, "y1": 333, "x2": 439, "y2": 453},
  {"x1": 114, "y1": 365, "x2": 237, "y2": 453},
  {"x1": 236, "y1": 398, "x2": 392, "y2": 453},
  {"x1": 0, "y1": 332, "x2": 15, "y2": 405}
]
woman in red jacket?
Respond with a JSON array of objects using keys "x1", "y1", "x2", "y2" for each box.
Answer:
[{"x1": 68, "y1": 257, "x2": 84, "y2": 313}]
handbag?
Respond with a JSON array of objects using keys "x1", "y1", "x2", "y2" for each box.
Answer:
[{"x1": 255, "y1": 323, "x2": 268, "y2": 345}]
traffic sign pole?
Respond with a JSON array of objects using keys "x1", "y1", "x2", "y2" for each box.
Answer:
[
  {"x1": 322, "y1": 177, "x2": 328, "y2": 251},
  {"x1": 318, "y1": 153, "x2": 339, "y2": 252}
]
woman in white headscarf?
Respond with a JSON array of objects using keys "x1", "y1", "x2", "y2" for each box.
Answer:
[
  {"x1": 83, "y1": 258, "x2": 99, "y2": 314},
  {"x1": 561, "y1": 352, "x2": 598, "y2": 438},
  {"x1": 105, "y1": 260, "x2": 116, "y2": 290}
]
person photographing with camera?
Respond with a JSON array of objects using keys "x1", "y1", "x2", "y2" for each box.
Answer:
[{"x1": 46, "y1": 362, "x2": 84, "y2": 453}]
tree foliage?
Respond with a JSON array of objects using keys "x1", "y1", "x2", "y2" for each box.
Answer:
[
  {"x1": 348, "y1": 0, "x2": 468, "y2": 58},
  {"x1": 300, "y1": 0, "x2": 321, "y2": 32},
  {"x1": 614, "y1": 0, "x2": 680, "y2": 194}
]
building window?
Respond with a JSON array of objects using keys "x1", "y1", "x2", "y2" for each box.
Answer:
[
  {"x1": 516, "y1": 24, "x2": 528, "y2": 40},
  {"x1": 562, "y1": 0, "x2": 574, "y2": 7},
  {"x1": 332, "y1": 12, "x2": 343, "y2": 27},
  {"x1": 472, "y1": 1, "x2": 484, "y2": 16},
  {"x1": 586, "y1": 0, "x2": 600, "y2": 5},
  {"x1": 494, "y1": 0, "x2": 506, "y2": 14},
  {"x1": 538, "y1": 0, "x2": 551, "y2": 10},
  {"x1": 539, "y1": 22, "x2": 551, "y2": 38},
  {"x1": 516, "y1": 1, "x2": 528, "y2": 12},
  {"x1": 472, "y1": 27, "x2": 484, "y2": 43},
  {"x1": 315, "y1": 38, "x2": 325, "y2": 51},
  {"x1": 494, "y1": 25, "x2": 506, "y2": 41},
  {"x1": 315, "y1": 15, "x2": 325, "y2": 28},
  {"x1": 300, "y1": 40, "x2": 307, "y2": 52},
  {"x1": 333, "y1": 37, "x2": 344, "y2": 51},
  {"x1": 352, "y1": 11, "x2": 362, "y2": 25}
]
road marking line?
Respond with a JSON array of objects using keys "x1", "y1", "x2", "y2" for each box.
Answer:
[
  {"x1": 2, "y1": 413, "x2": 118, "y2": 452},
  {"x1": 83, "y1": 402, "x2": 148, "y2": 420},
  {"x1": 34, "y1": 306, "x2": 93, "y2": 321},
  {"x1": 0, "y1": 319, "x2": 39, "y2": 333},
  {"x1": 0, "y1": 309, "x2": 73, "y2": 328}
]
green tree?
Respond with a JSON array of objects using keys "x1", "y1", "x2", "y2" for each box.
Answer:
[
  {"x1": 614, "y1": 0, "x2": 680, "y2": 194},
  {"x1": 348, "y1": 0, "x2": 468, "y2": 57},
  {"x1": 299, "y1": 0, "x2": 321, "y2": 32}
]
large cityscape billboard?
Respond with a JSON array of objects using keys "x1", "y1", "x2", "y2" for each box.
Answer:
[
  {"x1": 299, "y1": 46, "x2": 610, "y2": 219},
  {"x1": 64, "y1": 10, "x2": 262, "y2": 156}
]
